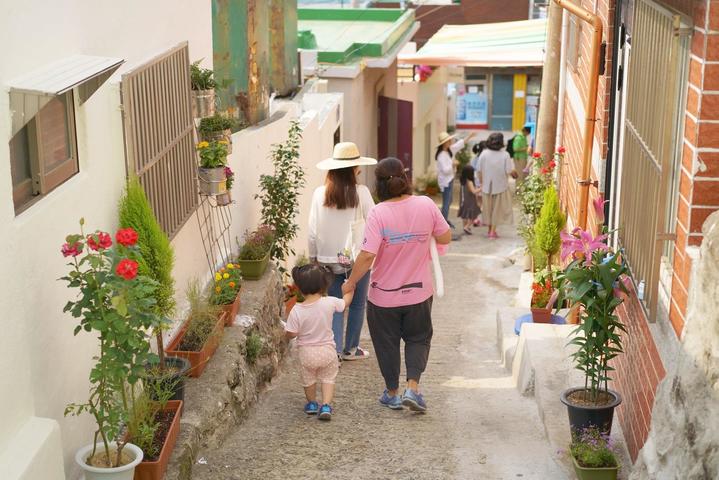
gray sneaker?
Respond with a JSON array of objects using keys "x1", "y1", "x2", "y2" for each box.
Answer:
[{"x1": 401, "y1": 389, "x2": 427, "y2": 413}]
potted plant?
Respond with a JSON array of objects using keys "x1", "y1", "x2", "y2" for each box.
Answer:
[
  {"x1": 257, "y1": 121, "x2": 306, "y2": 275},
  {"x1": 530, "y1": 276, "x2": 556, "y2": 324},
  {"x1": 517, "y1": 150, "x2": 557, "y2": 271},
  {"x1": 533, "y1": 185, "x2": 565, "y2": 269},
  {"x1": 190, "y1": 60, "x2": 217, "y2": 119},
  {"x1": 236, "y1": 225, "x2": 275, "y2": 280},
  {"x1": 118, "y1": 177, "x2": 191, "y2": 402},
  {"x1": 166, "y1": 281, "x2": 225, "y2": 378},
  {"x1": 198, "y1": 114, "x2": 244, "y2": 154},
  {"x1": 557, "y1": 227, "x2": 631, "y2": 436},
  {"x1": 127, "y1": 380, "x2": 183, "y2": 480},
  {"x1": 210, "y1": 262, "x2": 242, "y2": 327},
  {"x1": 283, "y1": 255, "x2": 308, "y2": 317},
  {"x1": 569, "y1": 427, "x2": 620, "y2": 480},
  {"x1": 61, "y1": 221, "x2": 161, "y2": 478},
  {"x1": 216, "y1": 166, "x2": 234, "y2": 206},
  {"x1": 196, "y1": 140, "x2": 228, "y2": 196},
  {"x1": 425, "y1": 174, "x2": 440, "y2": 196}
]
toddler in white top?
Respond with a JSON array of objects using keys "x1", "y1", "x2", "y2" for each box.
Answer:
[{"x1": 285, "y1": 264, "x2": 353, "y2": 421}]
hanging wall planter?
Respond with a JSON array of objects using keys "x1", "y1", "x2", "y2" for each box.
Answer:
[
  {"x1": 215, "y1": 191, "x2": 232, "y2": 206},
  {"x1": 75, "y1": 443, "x2": 143, "y2": 480},
  {"x1": 197, "y1": 167, "x2": 227, "y2": 195},
  {"x1": 191, "y1": 89, "x2": 215, "y2": 119}
]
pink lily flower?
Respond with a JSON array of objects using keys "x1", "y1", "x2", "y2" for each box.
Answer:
[
  {"x1": 592, "y1": 195, "x2": 608, "y2": 224},
  {"x1": 560, "y1": 227, "x2": 609, "y2": 266}
]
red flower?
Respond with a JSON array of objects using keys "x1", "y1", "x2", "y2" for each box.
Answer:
[
  {"x1": 116, "y1": 228, "x2": 139, "y2": 247},
  {"x1": 557, "y1": 146, "x2": 566, "y2": 154},
  {"x1": 532, "y1": 152, "x2": 542, "y2": 159},
  {"x1": 540, "y1": 167, "x2": 549, "y2": 175},
  {"x1": 61, "y1": 241, "x2": 83, "y2": 257},
  {"x1": 87, "y1": 232, "x2": 112, "y2": 251},
  {"x1": 116, "y1": 259, "x2": 139, "y2": 280},
  {"x1": 548, "y1": 160, "x2": 557, "y2": 169}
]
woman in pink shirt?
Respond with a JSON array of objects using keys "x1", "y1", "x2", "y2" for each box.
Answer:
[{"x1": 342, "y1": 158, "x2": 452, "y2": 412}]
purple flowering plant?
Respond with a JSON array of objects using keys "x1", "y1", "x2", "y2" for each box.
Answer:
[
  {"x1": 557, "y1": 227, "x2": 632, "y2": 404},
  {"x1": 570, "y1": 426, "x2": 619, "y2": 469}
]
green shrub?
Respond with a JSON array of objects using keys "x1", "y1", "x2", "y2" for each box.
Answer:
[
  {"x1": 179, "y1": 280, "x2": 221, "y2": 352},
  {"x1": 118, "y1": 177, "x2": 176, "y2": 319},
  {"x1": 238, "y1": 226, "x2": 274, "y2": 261},
  {"x1": 190, "y1": 60, "x2": 216, "y2": 90},
  {"x1": 533, "y1": 186, "x2": 566, "y2": 269},
  {"x1": 245, "y1": 331, "x2": 263, "y2": 364},
  {"x1": 199, "y1": 114, "x2": 245, "y2": 138},
  {"x1": 570, "y1": 427, "x2": 619, "y2": 469}
]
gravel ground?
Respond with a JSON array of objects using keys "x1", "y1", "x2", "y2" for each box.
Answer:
[{"x1": 192, "y1": 218, "x2": 567, "y2": 480}]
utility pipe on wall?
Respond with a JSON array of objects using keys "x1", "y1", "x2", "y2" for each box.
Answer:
[{"x1": 552, "y1": 0, "x2": 603, "y2": 230}]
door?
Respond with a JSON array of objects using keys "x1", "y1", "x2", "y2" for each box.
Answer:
[
  {"x1": 378, "y1": 95, "x2": 413, "y2": 179},
  {"x1": 490, "y1": 74, "x2": 514, "y2": 131}
]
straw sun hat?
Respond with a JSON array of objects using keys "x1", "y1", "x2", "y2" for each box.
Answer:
[
  {"x1": 316, "y1": 142, "x2": 377, "y2": 170},
  {"x1": 435, "y1": 131, "x2": 458, "y2": 147}
]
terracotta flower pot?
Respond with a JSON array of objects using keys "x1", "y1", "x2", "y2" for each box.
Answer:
[
  {"x1": 220, "y1": 290, "x2": 241, "y2": 327},
  {"x1": 165, "y1": 314, "x2": 225, "y2": 378},
  {"x1": 284, "y1": 296, "x2": 297, "y2": 319},
  {"x1": 133, "y1": 400, "x2": 183, "y2": 480},
  {"x1": 572, "y1": 455, "x2": 619, "y2": 480},
  {"x1": 531, "y1": 306, "x2": 552, "y2": 323}
]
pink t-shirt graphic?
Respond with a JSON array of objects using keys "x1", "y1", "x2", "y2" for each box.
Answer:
[{"x1": 362, "y1": 195, "x2": 450, "y2": 308}]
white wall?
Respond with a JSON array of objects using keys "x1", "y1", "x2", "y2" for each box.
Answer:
[
  {"x1": 397, "y1": 67, "x2": 448, "y2": 178},
  {"x1": 0, "y1": 2, "x2": 338, "y2": 479}
]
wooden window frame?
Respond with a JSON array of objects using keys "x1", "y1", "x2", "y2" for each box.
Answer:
[{"x1": 11, "y1": 91, "x2": 79, "y2": 214}]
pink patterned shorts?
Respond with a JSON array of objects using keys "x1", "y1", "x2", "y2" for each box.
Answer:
[{"x1": 298, "y1": 345, "x2": 339, "y2": 387}]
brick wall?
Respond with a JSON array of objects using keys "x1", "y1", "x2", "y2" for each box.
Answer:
[
  {"x1": 670, "y1": 0, "x2": 719, "y2": 334},
  {"x1": 557, "y1": 0, "x2": 664, "y2": 463}
]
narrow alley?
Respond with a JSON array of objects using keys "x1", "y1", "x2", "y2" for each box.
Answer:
[{"x1": 192, "y1": 223, "x2": 566, "y2": 480}]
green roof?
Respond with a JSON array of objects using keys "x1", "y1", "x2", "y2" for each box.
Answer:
[{"x1": 297, "y1": 8, "x2": 415, "y2": 65}]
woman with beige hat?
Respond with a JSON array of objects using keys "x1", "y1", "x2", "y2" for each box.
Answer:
[
  {"x1": 435, "y1": 130, "x2": 477, "y2": 227},
  {"x1": 309, "y1": 142, "x2": 377, "y2": 361}
]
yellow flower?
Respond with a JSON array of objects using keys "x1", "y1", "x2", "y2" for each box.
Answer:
[
  {"x1": 227, "y1": 263, "x2": 234, "y2": 269},
  {"x1": 215, "y1": 273, "x2": 222, "y2": 282},
  {"x1": 229, "y1": 281, "x2": 236, "y2": 288},
  {"x1": 218, "y1": 140, "x2": 229, "y2": 145},
  {"x1": 197, "y1": 141, "x2": 210, "y2": 149},
  {"x1": 215, "y1": 286, "x2": 222, "y2": 293},
  {"x1": 223, "y1": 273, "x2": 230, "y2": 279}
]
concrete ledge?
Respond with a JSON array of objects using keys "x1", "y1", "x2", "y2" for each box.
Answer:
[
  {"x1": 166, "y1": 267, "x2": 286, "y2": 480},
  {"x1": 0, "y1": 416, "x2": 64, "y2": 480}
]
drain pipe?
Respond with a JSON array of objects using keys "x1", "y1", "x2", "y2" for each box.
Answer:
[
  {"x1": 555, "y1": 9, "x2": 569, "y2": 198},
  {"x1": 553, "y1": 0, "x2": 603, "y2": 230}
]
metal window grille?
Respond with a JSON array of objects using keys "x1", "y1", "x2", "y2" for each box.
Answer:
[
  {"x1": 617, "y1": 0, "x2": 690, "y2": 321},
  {"x1": 120, "y1": 42, "x2": 198, "y2": 238}
]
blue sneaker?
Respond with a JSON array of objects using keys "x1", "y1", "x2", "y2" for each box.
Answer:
[
  {"x1": 304, "y1": 401, "x2": 319, "y2": 415},
  {"x1": 318, "y1": 404, "x2": 333, "y2": 421},
  {"x1": 401, "y1": 389, "x2": 427, "y2": 413},
  {"x1": 379, "y1": 390, "x2": 404, "y2": 410}
]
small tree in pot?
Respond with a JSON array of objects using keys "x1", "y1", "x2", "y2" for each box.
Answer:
[
  {"x1": 557, "y1": 227, "x2": 631, "y2": 436},
  {"x1": 256, "y1": 121, "x2": 305, "y2": 276},
  {"x1": 60, "y1": 220, "x2": 161, "y2": 476}
]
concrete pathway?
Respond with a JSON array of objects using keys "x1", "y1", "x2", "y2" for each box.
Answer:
[{"x1": 192, "y1": 219, "x2": 567, "y2": 480}]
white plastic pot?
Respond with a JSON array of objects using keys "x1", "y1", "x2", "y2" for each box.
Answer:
[{"x1": 75, "y1": 442, "x2": 143, "y2": 480}]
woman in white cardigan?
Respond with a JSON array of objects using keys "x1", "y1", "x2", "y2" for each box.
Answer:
[{"x1": 309, "y1": 142, "x2": 376, "y2": 360}]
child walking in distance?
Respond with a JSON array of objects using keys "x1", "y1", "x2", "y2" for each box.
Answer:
[
  {"x1": 458, "y1": 164, "x2": 481, "y2": 235},
  {"x1": 285, "y1": 264, "x2": 353, "y2": 421}
]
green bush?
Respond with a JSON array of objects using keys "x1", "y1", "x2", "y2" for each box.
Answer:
[
  {"x1": 119, "y1": 177, "x2": 175, "y2": 319},
  {"x1": 245, "y1": 331, "x2": 263, "y2": 364},
  {"x1": 199, "y1": 114, "x2": 244, "y2": 138},
  {"x1": 179, "y1": 280, "x2": 221, "y2": 352},
  {"x1": 533, "y1": 186, "x2": 566, "y2": 269},
  {"x1": 190, "y1": 60, "x2": 216, "y2": 90}
]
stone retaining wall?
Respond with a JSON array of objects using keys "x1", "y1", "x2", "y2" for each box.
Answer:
[{"x1": 166, "y1": 267, "x2": 287, "y2": 480}]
